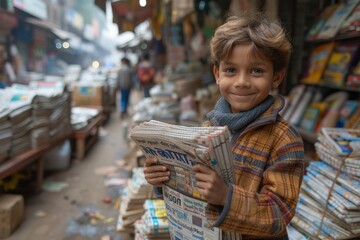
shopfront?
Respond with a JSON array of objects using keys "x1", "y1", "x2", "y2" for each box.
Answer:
[{"x1": 0, "y1": 9, "x2": 18, "y2": 85}]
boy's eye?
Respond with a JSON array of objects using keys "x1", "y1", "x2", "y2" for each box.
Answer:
[
  {"x1": 250, "y1": 68, "x2": 264, "y2": 76},
  {"x1": 223, "y1": 67, "x2": 236, "y2": 74}
]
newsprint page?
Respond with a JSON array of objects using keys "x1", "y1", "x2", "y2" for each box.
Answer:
[{"x1": 130, "y1": 120, "x2": 236, "y2": 240}]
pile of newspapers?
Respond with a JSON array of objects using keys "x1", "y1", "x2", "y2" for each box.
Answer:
[
  {"x1": 134, "y1": 199, "x2": 170, "y2": 240},
  {"x1": 31, "y1": 91, "x2": 71, "y2": 147},
  {"x1": 130, "y1": 120, "x2": 235, "y2": 187},
  {"x1": 117, "y1": 167, "x2": 156, "y2": 233},
  {"x1": 130, "y1": 120, "x2": 235, "y2": 240},
  {"x1": 8, "y1": 104, "x2": 33, "y2": 157},
  {"x1": 0, "y1": 110, "x2": 11, "y2": 163},
  {"x1": 71, "y1": 107, "x2": 100, "y2": 131},
  {"x1": 0, "y1": 82, "x2": 71, "y2": 160},
  {"x1": 290, "y1": 128, "x2": 360, "y2": 239}
]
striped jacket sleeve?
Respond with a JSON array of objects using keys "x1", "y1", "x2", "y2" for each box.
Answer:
[{"x1": 206, "y1": 125, "x2": 304, "y2": 237}]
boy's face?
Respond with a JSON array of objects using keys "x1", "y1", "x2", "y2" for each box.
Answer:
[{"x1": 213, "y1": 44, "x2": 284, "y2": 113}]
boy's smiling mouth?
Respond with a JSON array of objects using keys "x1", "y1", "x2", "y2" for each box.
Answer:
[{"x1": 230, "y1": 92, "x2": 253, "y2": 97}]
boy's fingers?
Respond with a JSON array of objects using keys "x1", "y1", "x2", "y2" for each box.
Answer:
[
  {"x1": 194, "y1": 172, "x2": 210, "y2": 182},
  {"x1": 145, "y1": 171, "x2": 170, "y2": 179},
  {"x1": 143, "y1": 165, "x2": 167, "y2": 173},
  {"x1": 144, "y1": 157, "x2": 158, "y2": 167},
  {"x1": 192, "y1": 164, "x2": 211, "y2": 173},
  {"x1": 147, "y1": 176, "x2": 169, "y2": 185}
]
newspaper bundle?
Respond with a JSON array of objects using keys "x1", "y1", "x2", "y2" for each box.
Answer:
[
  {"x1": 290, "y1": 128, "x2": 360, "y2": 239},
  {"x1": 130, "y1": 120, "x2": 235, "y2": 240},
  {"x1": 135, "y1": 199, "x2": 170, "y2": 240},
  {"x1": 117, "y1": 167, "x2": 156, "y2": 233},
  {"x1": 320, "y1": 128, "x2": 360, "y2": 156},
  {"x1": 316, "y1": 128, "x2": 360, "y2": 177}
]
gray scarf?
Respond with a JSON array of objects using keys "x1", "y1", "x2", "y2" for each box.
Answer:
[{"x1": 206, "y1": 95, "x2": 275, "y2": 139}]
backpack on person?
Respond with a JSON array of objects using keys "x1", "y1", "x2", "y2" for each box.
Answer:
[{"x1": 137, "y1": 66, "x2": 155, "y2": 84}]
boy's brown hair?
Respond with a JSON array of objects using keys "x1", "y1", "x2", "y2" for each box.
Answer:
[{"x1": 210, "y1": 13, "x2": 292, "y2": 73}]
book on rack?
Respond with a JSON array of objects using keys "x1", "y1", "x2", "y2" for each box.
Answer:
[
  {"x1": 337, "y1": 100, "x2": 359, "y2": 128},
  {"x1": 130, "y1": 120, "x2": 237, "y2": 240},
  {"x1": 322, "y1": 41, "x2": 360, "y2": 86},
  {"x1": 306, "y1": 3, "x2": 341, "y2": 41},
  {"x1": 300, "y1": 42, "x2": 336, "y2": 84},
  {"x1": 339, "y1": 3, "x2": 360, "y2": 35},
  {"x1": 299, "y1": 102, "x2": 328, "y2": 132},
  {"x1": 346, "y1": 59, "x2": 360, "y2": 88},
  {"x1": 345, "y1": 103, "x2": 360, "y2": 129},
  {"x1": 317, "y1": 0, "x2": 359, "y2": 39},
  {"x1": 315, "y1": 91, "x2": 349, "y2": 131},
  {"x1": 288, "y1": 86, "x2": 314, "y2": 126},
  {"x1": 320, "y1": 127, "x2": 360, "y2": 156},
  {"x1": 282, "y1": 84, "x2": 306, "y2": 121}
]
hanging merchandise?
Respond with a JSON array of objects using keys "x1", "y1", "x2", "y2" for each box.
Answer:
[{"x1": 190, "y1": 30, "x2": 207, "y2": 59}]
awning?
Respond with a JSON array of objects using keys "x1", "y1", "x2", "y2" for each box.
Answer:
[
  {"x1": 111, "y1": 0, "x2": 158, "y2": 32},
  {"x1": 0, "y1": 9, "x2": 18, "y2": 29},
  {"x1": 25, "y1": 17, "x2": 74, "y2": 40},
  {"x1": 94, "y1": 0, "x2": 106, "y2": 13}
]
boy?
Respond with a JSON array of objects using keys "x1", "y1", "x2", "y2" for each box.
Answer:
[{"x1": 143, "y1": 13, "x2": 304, "y2": 239}]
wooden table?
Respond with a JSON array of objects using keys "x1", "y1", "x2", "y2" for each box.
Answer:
[
  {"x1": 0, "y1": 132, "x2": 73, "y2": 192},
  {"x1": 73, "y1": 113, "x2": 103, "y2": 160}
]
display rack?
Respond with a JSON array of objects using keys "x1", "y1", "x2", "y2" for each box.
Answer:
[
  {"x1": 286, "y1": 0, "x2": 360, "y2": 162},
  {"x1": 0, "y1": 131, "x2": 73, "y2": 192},
  {"x1": 72, "y1": 113, "x2": 103, "y2": 160}
]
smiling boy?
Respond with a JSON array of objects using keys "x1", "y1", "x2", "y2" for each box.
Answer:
[{"x1": 144, "y1": 13, "x2": 304, "y2": 240}]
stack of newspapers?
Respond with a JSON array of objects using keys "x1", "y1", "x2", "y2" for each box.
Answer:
[
  {"x1": 134, "y1": 199, "x2": 170, "y2": 240},
  {"x1": 130, "y1": 120, "x2": 235, "y2": 240},
  {"x1": 117, "y1": 167, "x2": 156, "y2": 233},
  {"x1": 0, "y1": 110, "x2": 12, "y2": 163},
  {"x1": 130, "y1": 120, "x2": 235, "y2": 186},
  {"x1": 290, "y1": 128, "x2": 360, "y2": 239},
  {"x1": 316, "y1": 128, "x2": 360, "y2": 177}
]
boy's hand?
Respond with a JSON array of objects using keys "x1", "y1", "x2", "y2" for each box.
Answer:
[
  {"x1": 143, "y1": 157, "x2": 170, "y2": 187},
  {"x1": 193, "y1": 164, "x2": 228, "y2": 206}
]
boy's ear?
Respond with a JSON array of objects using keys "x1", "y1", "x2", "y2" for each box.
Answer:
[
  {"x1": 272, "y1": 70, "x2": 285, "y2": 89},
  {"x1": 213, "y1": 65, "x2": 219, "y2": 84}
]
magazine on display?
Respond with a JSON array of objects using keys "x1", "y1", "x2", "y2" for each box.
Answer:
[
  {"x1": 130, "y1": 120, "x2": 236, "y2": 240},
  {"x1": 291, "y1": 160, "x2": 360, "y2": 239},
  {"x1": 320, "y1": 128, "x2": 360, "y2": 156}
]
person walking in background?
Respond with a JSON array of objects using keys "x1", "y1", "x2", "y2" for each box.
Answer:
[
  {"x1": 143, "y1": 13, "x2": 304, "y2": 239},
  {"x1": 117, "y1": 57, "x2": 133, "y2": 119},
  {"x1": 137, "y1": 53, "x2": 155, "y2": 98}
]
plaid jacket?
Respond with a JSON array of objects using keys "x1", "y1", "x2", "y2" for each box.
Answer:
[{"x1": 205, "y1": 96, "x2": 305, "y2": 239}]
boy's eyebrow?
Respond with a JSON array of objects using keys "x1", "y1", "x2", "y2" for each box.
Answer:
[
  {"x1": 222, "y1": 60, "x2": 235, "y2": 65},
  {"x1": 222, "y1": 59, "x2": 267, "y2": 66},
  {"x1": 249, "y1": 61, "x2": 267, "y2": 66}
]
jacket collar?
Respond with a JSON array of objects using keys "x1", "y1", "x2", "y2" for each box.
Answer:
[{"x1": 242, "y1": 95, "x2": 285, "y2": 134}]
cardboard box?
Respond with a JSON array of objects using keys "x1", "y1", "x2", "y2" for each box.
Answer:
[
  {"x1": 174, "y1": 77, "x2": 203, "y2": 98},
  {"x1": 198, "y1": 97, "x2": 219, "y2": 121},
  {"x1": 72, "y1": 83, "x2": 104, "y2": 107},
  {"x1": 0, "y1": 194, "x2": 24, "y2": 238}
]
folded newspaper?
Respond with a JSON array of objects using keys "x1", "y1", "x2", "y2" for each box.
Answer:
[
  {"x1": 320, "y1": 128, "x2": 360, "y2": 156},
  {"x1": 130, "y1": 120, "x2": 236, "y2": 240},
  {"x1": 130, "y1": 120, "x2": 235, "y2": 195}
]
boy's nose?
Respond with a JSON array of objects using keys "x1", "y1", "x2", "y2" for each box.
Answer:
[{"x1": 235, "y1": 73, "x2": 250, "y2": 87}]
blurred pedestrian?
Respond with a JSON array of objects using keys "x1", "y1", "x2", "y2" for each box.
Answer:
[
  {"x1": 117, "y1": 57, "x2": 133, "y2": 119},
  {"x1": 137, "y1": 53, "x2": 155, "y2": 98}
]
